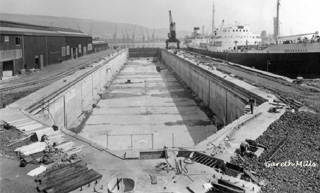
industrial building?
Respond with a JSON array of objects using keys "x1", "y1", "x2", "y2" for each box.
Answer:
[{"x1": 0, "y1": 20, "x2": 93, "y2": 78}]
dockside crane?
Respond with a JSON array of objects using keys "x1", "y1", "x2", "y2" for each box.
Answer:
[
  {"x1": 132, "y1": 25, "x2": 136, "y2": 46},
  {"x1": 152, "y1": 28, "x2": 155, "y2": 47},
  {"x1": 140, "y1": 27, "x2": 145, "y2": 47},
  {"x1": 126, "y1": 27, "x2": 130, "y2": 46},
  {"x1": 147, "y1": 30, "x2": 150, "y2": 43},
  {"x1": 121, "y1": 29, "x2": 126, "y2": 47},
  {"x1": 166, "y1": 10, "x2": 180, "y2": 49},
  {"x1": 113, "y1": 25, "x2": 117, "y2": 45}
]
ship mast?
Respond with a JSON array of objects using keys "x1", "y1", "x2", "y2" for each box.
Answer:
[
  {"x1": 276, "y1": 0, "x2": 280, "y2": 44},
  {"x1": 212, "y1": 1, "x2": 215, "y2": 34}
]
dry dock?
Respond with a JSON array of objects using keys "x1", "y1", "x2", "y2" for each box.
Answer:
[
  {"x1": 78, "y1": 58, "x2": 217, "y2": 150},
  {"x1": 1, "y1": 48, "x2": 319, "y2": 193}
]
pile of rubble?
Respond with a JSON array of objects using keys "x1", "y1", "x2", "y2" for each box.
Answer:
[
  {"x1": 231, "y1": 111, "x2": 320, "y2": 192},
  {"x1": 0, "y1": 120, "x2": 34, "y2": 160},
  {"x1": 0, "y1": 120, "x2": 102, "y2": 193}
]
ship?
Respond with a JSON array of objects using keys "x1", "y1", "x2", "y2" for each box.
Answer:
[{"x1": 185, "y1": 0, "x2": 320, "y2": 79}]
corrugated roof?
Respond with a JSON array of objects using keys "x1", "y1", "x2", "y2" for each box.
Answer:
[
  {"x1": 0, "y1": 26, "x2": 63, "y2": 36},
  {"x1": 0, "y1": 20, "x2": 91, "y2": 38}
]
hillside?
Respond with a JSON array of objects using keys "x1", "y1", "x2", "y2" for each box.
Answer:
[{"x1": 0, "y1": 13, "x2": 191, "y2": 40}]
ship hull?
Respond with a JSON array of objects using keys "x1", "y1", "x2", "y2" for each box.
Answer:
[{"x1": 188, "y1": 47, "x2": 320, "y2": 79}]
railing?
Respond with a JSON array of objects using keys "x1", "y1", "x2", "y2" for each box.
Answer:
[{"x1": 104, "y1": 125, "x2": 217, "y2": 150}]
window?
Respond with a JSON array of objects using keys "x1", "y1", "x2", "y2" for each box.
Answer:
[
  {"x1": 4, "y1": 36, "x2": 9, "y2": 42},
  {"x1": 66, "y1": 45, "x2": 70, "y2": 55},
  {"x1": 61, "y1": 46, "x2": 66, "y2": 57},
  {"x1": 88, "y1": 44, "x2": 92, "y2": 51},
  {"x1": 16, "y1": 37, "x2": 21, "y2": 45},
  {"x1": 78, "y1": 44, "x2": 82, "y2": 53}
]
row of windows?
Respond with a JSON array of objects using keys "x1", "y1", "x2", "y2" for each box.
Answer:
[
  {"x1": 223, "y1": 29, "x2": 251, "y2": 33},
  {"x1": 3, "y1": 36, "x2": 21, "y2": 45},
  {"x1": 223, "y1": 36, "x2": 260, "y2": 38},
  {"x1": 223, "y1": 41, "x2": 259, "y2": 44},
  {"x1": 61, "y1": 44, "x2": 92, "y2": 57},
  {"x1": 3, "y1": 36, "x2": 93, "y2": 50}
]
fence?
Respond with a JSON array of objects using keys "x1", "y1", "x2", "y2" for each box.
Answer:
[{"x1": 105, "y1": 125, "x2": 217, "y2": 150}]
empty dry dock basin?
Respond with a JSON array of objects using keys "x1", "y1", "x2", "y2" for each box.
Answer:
[
  {"x1": 1, "y1": 48, "x2": 284, "y2": 157},
  {"x1": 78, "y1": 57, "x2": 217, "y2": 149},
  {"x1": 75, "y1": 48, "x2": 284, "y2": 153}
]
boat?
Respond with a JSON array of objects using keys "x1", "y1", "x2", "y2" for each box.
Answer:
[{"x1": 185, "y1": 0, "x2": 320, "y2": 79}]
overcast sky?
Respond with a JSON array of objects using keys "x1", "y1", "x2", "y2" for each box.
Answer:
[{"x1": 1, "y1": 0, "x2": 319, "y2": 35}]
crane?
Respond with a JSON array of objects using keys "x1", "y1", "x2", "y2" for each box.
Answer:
[
  {"x1": 152, "y1": 28, "x2": 155, "y2": 41},
  {"x1": 152, "y1": 28, "x2": 155, "y2": 47},
  {"x1": 140, "y1": 27, "x2": 145, "y2": 47},
  {"x1": 132, "y1": 25, "x2": 136, "y2": 43},
  {"x1": 166, "y1": 10, "x2": 180, "y2": 49},
  {"x1": 126, "y1": 27, "x2": 130, "y2": 43},
  {"x1": 121, "y1": 28, "x2": 126, "y2": 47},
  {"x1": 147, "y1": 30, "x2": 150, "y2": 42},
  {"x1": 113, "y1": 25, "x2": 117, "y2": 45}
]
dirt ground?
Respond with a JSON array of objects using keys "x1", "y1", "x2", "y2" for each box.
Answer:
[{"x1": 231, "y1": 111, "x2": 320, "y2": 193}]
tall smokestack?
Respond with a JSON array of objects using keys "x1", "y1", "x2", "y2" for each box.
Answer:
[{"x1": 212, "y1": 1, "x2": 215, "y2": 34}]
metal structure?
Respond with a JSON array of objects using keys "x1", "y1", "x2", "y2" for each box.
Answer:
[
  {"x1": 212, "y1": 1, "x2": 215, "y2": 34},
  {"x1": 121, "y1": 29, "x2": 125, "y2": 46},
  {"x1": 166, "y1": 10, "x2": 180, "y2": 49},
  {"x1": 147, "y1": 30, "x2": 150, "y2": 42},
  {"x1": 126, "y1": 27, "x2": 130, "y2": 43},
  {"x1": 113, "y1": 25, "x2": 117, "y2": 45},
  {"x1": 131, "y1": 25, "x2": 136, "y2": 47},
  {"x1": 140, "y1": 27, "x2": 145, "y2": 47},
  {"x1": 275, "y1": 0, "x2": 281, "y2": 44},
  {"x1": 152, "y1": 28, "x2": 155, "y2": 47}
]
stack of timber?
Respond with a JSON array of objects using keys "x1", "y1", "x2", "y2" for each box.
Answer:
[
  {"x1": 2, "y1": 119, "x2": 84, "y2": 161},
  {"x1": 36, "y1": 160, "x2": 102, "y2": 193}
]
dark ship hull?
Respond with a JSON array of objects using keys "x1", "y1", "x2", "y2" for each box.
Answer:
[{"x1": 188, "y1": 47, "x2": 320, "y2": 79}]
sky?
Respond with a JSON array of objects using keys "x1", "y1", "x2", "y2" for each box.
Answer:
[{"x1": 1, "y1": 0, "x2": 319, "y2": 35}]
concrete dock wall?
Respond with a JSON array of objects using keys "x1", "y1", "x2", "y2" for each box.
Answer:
[
  {"x1": 161, "y1": 50, "x2": 266, "y2": 126},
  {"x1": 129, "y1": 48, "x2": 160, "y2": 58},
  {"x1": 26, "y1": 50, "x2": 128, "y2": 130}
]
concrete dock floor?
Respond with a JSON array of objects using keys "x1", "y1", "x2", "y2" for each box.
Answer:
[{"x1": 78, "y1": 58, "x2": 217, "y2": 150}]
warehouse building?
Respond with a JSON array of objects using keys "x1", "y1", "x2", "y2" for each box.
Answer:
[{"x1": 0, "y1": 20, "x2": 93, "y2": 78}]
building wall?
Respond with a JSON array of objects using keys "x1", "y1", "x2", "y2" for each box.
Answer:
[
  {"x1": 23, "y1": 36, "x2": 47, "y2": 69},
  {"x1": 1, "y1": 32, "x2": 93, "y2": 78},
  {"x1": 0, "y1": 34, "x2": 23, "y2": 76},
  {"x1": 66, "y1": 36, "x2": 92, "y2": 60},
  {"x1": 93, "y1": 43, "x2": 109, "y2": 53},
  {"x1": 47, "y1": 36, "x2": 66, "y2": 65}
]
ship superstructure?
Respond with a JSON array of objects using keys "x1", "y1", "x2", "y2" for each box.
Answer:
[{"x1": 186, "y1": 0, "x2": 320, "y2": 78}]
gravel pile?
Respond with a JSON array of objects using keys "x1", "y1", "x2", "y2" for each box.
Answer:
[
  {"x1": 231, "y1": 112, "x2": 320, "y2": 193},
  {"x1": 0, "y1": 122, "x2": 33, "y2": 160}
]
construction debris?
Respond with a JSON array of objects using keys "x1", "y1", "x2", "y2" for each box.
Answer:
[
  {"x1": 36, "y1": 161, "x2": 102, "y2": 193},
  {"x1": 231, "y1": 111, "x2": 320, "y2": 192}
]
